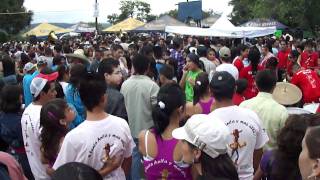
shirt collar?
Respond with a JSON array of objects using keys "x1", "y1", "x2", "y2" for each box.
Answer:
[
  {"x1": 131, "y1": 75, "x2": 151, "y2": 80},
  {"x1": 257, "y1": 92, "x2": 273, "y2": 98}
]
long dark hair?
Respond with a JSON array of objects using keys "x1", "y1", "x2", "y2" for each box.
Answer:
[
  {"x1": 305, "y1": 126, "x2": 320, "y2": 159},
  {"x1": 69, "y1": 64, "x2": 86, "y2": 89},
  {"x1": 40, "y1": 99, "x2": 69, "y2": 164},
  {"x1": 269, "y1": 115, "x2": 308, "y2": 180},
  {"x1": 201, "y1": 153, "x2": 239, "y2": 180},
  {"x1": 152, "y1": 83, "x2": 185, "y2": 135},
  {"x1": 193, "y1": 72, "x2": 209, "y2": 105},
  {"x1": 248, "y1": 47, "x2": 261, "y2": 76},
  {"x1": 0, "y1": 85, "x2": 22, "y2": 113},
  {"x1": 188, "y1": 142, "x2": 239, "y2": 180}
]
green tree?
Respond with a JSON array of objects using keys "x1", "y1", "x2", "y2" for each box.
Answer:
[
  {"x1": 230, "y1": 0, "x2": 320, "y2": 35},
  {"x1": 107, "y1": 13, "x2": 118, "y2": 25},
  {"x1": 110, "y1": 0, "x2": 154, "y2": 23},
  {"x1": 0, "y1": 0, "x2": 32, "y2": 35}
]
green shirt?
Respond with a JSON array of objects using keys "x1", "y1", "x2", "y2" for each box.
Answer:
[
  {"x1": 240, "y1": 92, "x2": 289, "y2": 149},
  {"x1": 185, "y1": 70, "x2": 202, "y2": 102}
]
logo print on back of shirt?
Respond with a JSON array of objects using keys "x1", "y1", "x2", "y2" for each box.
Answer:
[
  {"x1": 161, "y1": 169, "x2": 170, "y2": 180},
  {"x1": 229, "y1": 129, "x2": 247, "y2": 165},
  {"x1": 101, "y1": 143, "x2": 113, "y2": 163}
]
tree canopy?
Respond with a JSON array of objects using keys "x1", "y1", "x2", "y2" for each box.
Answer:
[
  {"x1": 0, "y1": 0, "x2": 32, "y2": 35},
  {"x1": 107, "y1": 0, "x2": 156, "y2": 24},
  {"x1": 230, "y1": 0, "x2": 320, "y2": 34}
]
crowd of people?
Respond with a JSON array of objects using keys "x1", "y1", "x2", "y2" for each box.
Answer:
[{"x1": 0, "y1": 32, "x2": 320, "y2": 180}]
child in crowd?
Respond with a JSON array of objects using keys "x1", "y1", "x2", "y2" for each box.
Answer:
[
  {"x1": 255, "y1": 114, "x2": 320, "y2": 180},
  {"x1": 159, "y1": 64, "x2": 175, "y2": 86},
  {"x1": 40, "y1": 99, "x2": 75, "y2": 176},
  {"x1": 21, "y1": 68, "x2": 58, "y2": 180},
  {"x1": 172, "y1": 114, "x2": 239, "y2": 180},
  {"x1": 97, "y1": 58, "x2": 127, "y2": 121},
  {"x1": 65, "y1": 64, "x2": 86, "y2": 127},
  {"x1": 139, "y1": 83, "x2": 192, "y2": 180},
  {"x1": 52, "y1": 162, "x2": 103, "y2": 180},
  {"x1": 53, "y1": 72, "x2": 135, "y2": 179},
  {"x1": 233, "y1": 78, "x2": 248, "y2": 106},
  {"x1": 186, "y1": 72, "x2": 214, "y2": 116},
  {"x1": 179, "y1": 53, "x2": 203, "y2": 102},
  {"x1": 207, "y1": 48, "x2": 221, "y2": 66},
  {"x1": 111, "y1": 44, "x2": 128, "y2": 78},
  {"x1": 165, "y1": 57, "x2": 178, "y2": 82},
  {"x1": 0, "y1": 85, "x2": 33, "y2": 179}
]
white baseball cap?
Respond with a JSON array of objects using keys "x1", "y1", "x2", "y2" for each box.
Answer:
[
  {"x1": 23, "y1": 62, "x2": 36, "y2": 72},
  {"x1": 216, "y1": 64, "x2": 239, "y2": 80},
  {"x1": 172, "y1": 114, "x2": 230, "y2": 159},
  {"x1": 30, "y1": 77, "x2": 48, "y2": 98}
]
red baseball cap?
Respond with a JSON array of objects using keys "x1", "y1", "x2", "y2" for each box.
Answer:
[{"x1": 36, "y1": 72, "x2": 59, "y2": 82}]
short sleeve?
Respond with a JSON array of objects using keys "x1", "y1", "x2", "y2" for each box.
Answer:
[
  {"x1": 290, "y1": 73, "x2": 299, "y2": 85},
  {"x1": 150, "y1": 83, "x2": 160, "y2": 106},
  {"x1": 239, "y1": 68, "x2": 247, "y2": 79},
  {"x1": 253, "y1": 114, "x2": 269, "y2": 149},
  {"x1": 260, "y1": 150, "x2": 273, "y2": 174},
  {"x1": 52, "y1": 134, "x2": 77, "y2": 170},
  {"x1": 121, "y1": 121, "x2": 135, "y2": 158}
]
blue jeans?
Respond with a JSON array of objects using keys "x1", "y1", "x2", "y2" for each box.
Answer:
[{"x1": 129, "y1": 138, "x2": 142, "y2": 180}]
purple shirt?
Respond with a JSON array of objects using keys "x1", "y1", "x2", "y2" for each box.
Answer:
[
  {"x1": 143, "y1": 129, "x2": 192, "y2": 180},
  {"x1": 199, "y1": 97, "x2": 215, "y2": 114},
  {"x1": 170, "y1": 49, "x2": 185, "y2": 74}
]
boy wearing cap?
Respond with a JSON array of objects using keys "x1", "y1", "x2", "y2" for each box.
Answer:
[
  {"x1": 209, "y1": 71, "x2": 269, "y2": 180},
  {"x1": 21, "y1": 69, "x2": 58, "y2": 180},
  {"x1": 22, "y1": 62, "x2": 38, "y2": 106}
]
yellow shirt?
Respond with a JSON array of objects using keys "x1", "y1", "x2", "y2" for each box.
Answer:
[{"x1": 240, "y1": 92, "x2": 288, "y2": 149}]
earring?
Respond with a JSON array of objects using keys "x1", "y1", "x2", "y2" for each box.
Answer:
[{"x1": 59, "y1": 120, "x2": 67, "y2": 126}]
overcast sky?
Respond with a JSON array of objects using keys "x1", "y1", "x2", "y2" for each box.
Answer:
[{"x1": 23, "y1": 0, "x2": 232, "y2": 23}]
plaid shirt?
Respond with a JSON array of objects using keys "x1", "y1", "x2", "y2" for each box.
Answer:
[{"x1": 170, "y1": 49, "x2": 185, "y2": 73}]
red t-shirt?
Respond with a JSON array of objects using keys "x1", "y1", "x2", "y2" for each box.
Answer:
[
  {"x1": 317, "y1": 105, "x2": 320, "y2": 113},
  {"x1": 277, "y1": 51, "x2": 289, "y2": 69},
  {"x1": 300, "y1": 51, "x2": 319, "y2": 69},
  {"x1": 233, "y1": 56, "x2": 244, "y2": 72},
  {"x1": 287, "y1": 60, "x2": 294, "y2": 76},
  {"x1": 239, "y1": 64, "x2": 263, "y2": 99},
  {"x1": 291, "y1": 69, "x2": 320, "y2": 103},
  {"x1": 232, "y1": 93, "x2": 245, "y2": 106}
]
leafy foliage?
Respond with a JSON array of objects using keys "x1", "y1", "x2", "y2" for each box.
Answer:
[
  {"x1": 107, "y1": 0, "x2": 155, "y2": 24},
  {"x1": 0, "y1": 0, "x2": 32, "y2": 35},
  {"x1": 229, "y1": 0, "x2": 320, "y2": 34}
]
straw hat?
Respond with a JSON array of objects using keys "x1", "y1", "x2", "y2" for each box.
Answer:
[
  {"x1": 66, "y1": 49, "x2": 89, "y2": 64},
  {"x1": 272, "y1": 82, "x2": 302, "y2": 106}
]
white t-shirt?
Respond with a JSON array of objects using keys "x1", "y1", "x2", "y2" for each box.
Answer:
[
  {"x1": 53, "y1": 115, "x2": 135, "y2": 180},
  {"x1": 209, "y1": 106, "x2": 269, "y2": 180},
  {"x1": 21, "y1": 103, "x2": 50, "y2": 180},
  {"x1": 199, "y1": 57, "x2": 216, "y2": 74},
  {"x1": 59, "y1": 82, "x2": 69, "y2": 96}
]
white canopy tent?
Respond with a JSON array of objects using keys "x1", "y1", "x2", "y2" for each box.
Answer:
[{"x1": 165, "y1": 16, "x2": 276, "y2": 38}]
